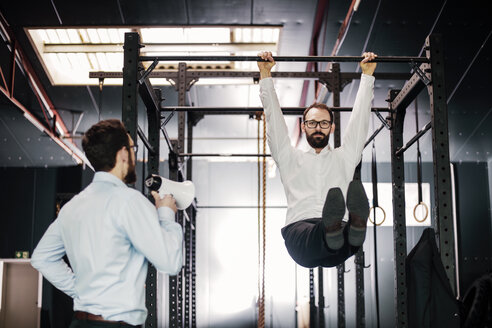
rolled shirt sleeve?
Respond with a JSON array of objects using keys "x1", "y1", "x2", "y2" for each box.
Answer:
[{"x1": 118, "y1": 195, "x2": 183, "y2": 276}]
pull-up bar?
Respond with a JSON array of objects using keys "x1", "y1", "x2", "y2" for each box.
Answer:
[
  {"x1": 161, "y1": 106, "x2": 392, "y2": 115},
  {"x1": 139, "y1": 55, "x2": 429, "y2": 63},
  {"x1": 179, "y1": 153, "x2": 271, "y2": 157}
]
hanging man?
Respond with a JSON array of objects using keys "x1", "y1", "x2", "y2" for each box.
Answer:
[
  {"x1": 257, "y1": 52, "x2": 377, "y2": 268},
  {"x1": 31, "y1": 119, "x2": 182, "y2": 327}
]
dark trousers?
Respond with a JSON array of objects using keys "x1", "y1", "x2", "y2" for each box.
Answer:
[
  {"x1": 281, "y1": 218, "x2": 360, "y2": 268},
  {"x1": 69, "y1": 318, "x2": 141, "y2": 328}
]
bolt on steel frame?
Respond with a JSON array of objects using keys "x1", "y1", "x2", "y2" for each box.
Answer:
[{"x1": 119, "y1": 32, "x2": 455, "y2": 328}]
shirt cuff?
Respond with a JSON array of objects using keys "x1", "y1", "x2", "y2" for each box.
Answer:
[
  {"x1": 259, "y1": 77, "x2": 274, "y2": 89},
  {"x1": 361, "y1": 73, "x2": 375, "y2": 83},
  {"x1": 157, "y1": 206, "x2": 176, "y2": 222}
]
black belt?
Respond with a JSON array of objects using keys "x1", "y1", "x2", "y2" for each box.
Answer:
[{"x1": 74, "y1": 311, "x2": 141, "y2": 327}]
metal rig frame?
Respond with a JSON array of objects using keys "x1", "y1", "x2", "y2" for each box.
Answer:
[{"x1": 116, "y1": 32, "x2": 455, "y2": 328}]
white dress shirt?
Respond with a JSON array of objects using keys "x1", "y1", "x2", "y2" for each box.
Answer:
[
  {"x1": 259, "y1": 74, "x2": 375, "y2": 226},
  {"x1": 31, "y1": 171, "x2": 183, "y2": 325}
]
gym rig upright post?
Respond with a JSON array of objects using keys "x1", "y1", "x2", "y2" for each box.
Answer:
[{"x1": 115, "y1": 32, "x2": 455, "y2": 328}]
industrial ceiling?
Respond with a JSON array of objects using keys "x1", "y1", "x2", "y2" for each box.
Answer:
[{"x1": 0, "y1": 0, "x2": 490, "y2": 167}]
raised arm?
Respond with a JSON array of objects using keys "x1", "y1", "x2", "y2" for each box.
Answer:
[
  {"x1": 341, "y1": 52, "x2": 377, "y2": 166},
  {"x1": 258, "y1": 51, "x2": 293, "y2": 165}
]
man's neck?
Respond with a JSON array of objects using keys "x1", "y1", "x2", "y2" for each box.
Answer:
[{"x1": 108, "y1": 165, "x2": 125, "y2": 182}]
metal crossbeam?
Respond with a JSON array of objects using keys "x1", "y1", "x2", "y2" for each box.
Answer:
[
  {"x1": 139, "y1": 55, "x2": 428, "y2": 63},
  {"x1": 390, "y1": 63, "x2": 430, "y2": 112},
  {"x1": 161, "y1": 106, "x2": 391, "y2": 115},
  {"x1": 90, "y1": 70, "x2": 411, "y2": 80},
  {"x1": 178, "y1": 153, "x2": 271, "y2": 157}
]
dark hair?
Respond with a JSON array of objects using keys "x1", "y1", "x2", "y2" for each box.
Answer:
[
  {"x1": 303, "y1": 102, "x2": 333, "y2": 122},
  {"x1": 82, "y1": 119, "x2": 129, "y2": 172}
]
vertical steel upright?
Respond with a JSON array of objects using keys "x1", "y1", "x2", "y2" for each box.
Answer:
[
  {"x1": 353, "y1": 165, "x2": 365, "y2": 328},
  {"x1": 121, "y1": 32, "x2": 139, "y2": 148},
  {"x1": 389, "y1": 89, "x2": 408, "y2": 327},
  {"x1": 186, "y1": 113, "x2": 198, "y2": 327},
  {"x1": 122, "y1": 32, "x2": 159, "y2": 328},
  {"x1": 331, "y1": 63, "x2": 345, "y2": 328},
  {"x1": 184, "y1": 86, "x2": 194, "y2": 328},
  {"x1": 177, "y1": 62, "x2": 187, "y2": 327},
  {"x1": 145, "y1": 88, "x2": 161, "y2": 328},
  {"x1": 426, "y1": 34, "x2": 456, "y2": 293},
  {"x1": 168, "y1": 143, "x2": 180, "y2": 328}
]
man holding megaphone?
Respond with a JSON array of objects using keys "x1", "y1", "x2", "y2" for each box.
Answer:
[{"x1": 31, "y1": 119, "x2": 183, "y2": 328}]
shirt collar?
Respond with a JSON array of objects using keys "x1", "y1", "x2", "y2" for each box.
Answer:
[
  {"x1": 93, "y1": 171, "x2": 128, "y2": 188},
  {"x1": 307, "y1": 145, "x2": 331, "y2": 154}
]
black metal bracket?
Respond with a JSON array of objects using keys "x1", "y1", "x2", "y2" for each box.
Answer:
[
  {"x1": 139, "y1": 58, "x2": 159, "y2": 84},
  {"x1": 318, "y1": 78, "x2": 353, "y2": 93},
  {"x1": 137, "y1": 125, "x2": 156, "y2": 156},
  {"x1": 395, "y1": 121, "x2": 432, "y2": 156},
  {"x1": 161, "y1": 108, "x2": 176, "y2": 127},
  {"x1": 374, "y1": 110, "x2": 391, "y2": 130},
  {"x1": 409, "y1": 61, "x2": 431, "y2": 86},
  {"x1": 354, "y1": 255, "x2": 371, "y2": 269},
  {"x1": 167, "y1": 77, "x2": 199, "y2": 92}
]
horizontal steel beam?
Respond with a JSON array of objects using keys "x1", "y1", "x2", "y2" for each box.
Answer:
[
  {"x1": 139, "y1": 55, "x2": 429, "y2": 63},
  {"x1": 161, "y1": 106, "x2": 391, "y2": 115},
  {"x1": 178, "y1": 153, "x2": 271, "y2": 157},
  {"x1": 197, "y1": 205, "x2": 288, "y2": 209},
  {"x1": 90, "y1": 71, "x2": 411, "y2": 80},
  {"x1": 45, "y1": 42, "x2": 277, "y2": 53},
  {"x1": 390, "y1": 63, "x2": 430, "y2": 111}
]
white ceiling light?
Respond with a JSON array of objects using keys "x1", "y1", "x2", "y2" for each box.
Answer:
[{"x1": 26, "y1": 26, "x2": 281, "y2": 86}]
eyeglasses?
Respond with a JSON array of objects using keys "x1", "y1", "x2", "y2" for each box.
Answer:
[
  {"x1": 304, "y1": 120, "x2": 332, "y2": 129},
  {"x1": 128, "y1": 144, "x2": 138, "y2": 154}
]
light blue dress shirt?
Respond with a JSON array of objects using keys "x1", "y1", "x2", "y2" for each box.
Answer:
[{"x1": 31, "y1": 172, "x2": 183, "y2": 325}]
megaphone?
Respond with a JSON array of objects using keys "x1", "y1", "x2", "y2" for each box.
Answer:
[{"x1": 145, "y1": 174, "x2": 195, "y2": 210}]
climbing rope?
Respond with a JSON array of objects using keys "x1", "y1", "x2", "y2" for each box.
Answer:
[{"x1": 256, "y1": 113, "x2": 267, "y2": 328}]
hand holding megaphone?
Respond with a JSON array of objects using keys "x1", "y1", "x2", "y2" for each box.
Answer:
[
  {"x1": 145, "y1": 174, "x2": 195, "y2": 210},
  {"x1": 151, "y1": 192, "x2": 178, "y2": 213}
]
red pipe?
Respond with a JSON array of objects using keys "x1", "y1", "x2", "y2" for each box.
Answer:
[
  {"x1": 0, "y1": 12, "x2": 71, "y2": 138},
  {"x1": 298, "y1": 0, "x2": 329, "y2": 108},
  {"x1": 315, "y1": 0, "x2": 358, "y2": 100}
]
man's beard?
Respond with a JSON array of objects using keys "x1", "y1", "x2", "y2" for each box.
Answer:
[
  {"x1": 124, "y1": 159, "x2": 137, "y2": 184},
  {"x1": 306, "y1": 132, "x2": 330, "y2": 149}
]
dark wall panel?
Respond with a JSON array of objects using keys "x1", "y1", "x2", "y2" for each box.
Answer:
[
  {"x1": 455, "y1": 162, "x2": 492, "y2": 295},
  {"x1": 0, "y1": 167, "x2": 57, "y2": 258}
]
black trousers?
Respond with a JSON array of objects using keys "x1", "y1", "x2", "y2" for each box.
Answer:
[
  {"x1": 69, "y1": 318, "x2": 141, "y2": 328},
  {"x1": 281, "y1": 218, "x2": 360, "y2": 268}
]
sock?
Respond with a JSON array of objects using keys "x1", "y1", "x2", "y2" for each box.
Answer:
[
  {"x1": 348, "y1": 224, "x2": 367, "y2": 247},
  {"x1": 325, "y1": 230, "x2": 345, "y2": 250}
]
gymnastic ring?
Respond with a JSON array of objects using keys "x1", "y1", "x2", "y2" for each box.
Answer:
[
  {"x1": 413, "y1": 202, "x2": 429, "y2": 223},
  {"x1": 368, "y1": 206, "x2": 386, "y2": 226}
]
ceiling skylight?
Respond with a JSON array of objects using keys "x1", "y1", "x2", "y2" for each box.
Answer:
[{"x1": 26, "y1": 26, "x2": 281, "y2": 86}]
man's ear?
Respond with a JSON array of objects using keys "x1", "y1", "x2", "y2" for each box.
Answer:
[
  {"x1": 301, "y1": 121, "x2": 306, "y2": 134},
  {"x1": 329, "y1": 123, "x2": 336, "y2": 134},
  {"x1": 116, "y1": 146, "x2": 128, "y2": 164}
]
